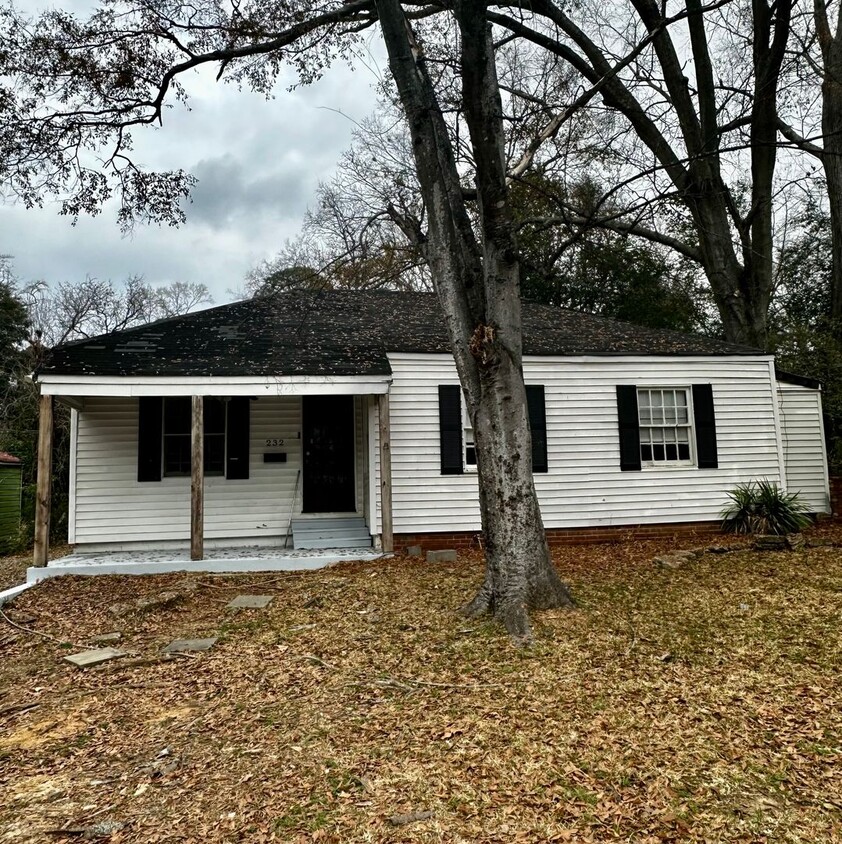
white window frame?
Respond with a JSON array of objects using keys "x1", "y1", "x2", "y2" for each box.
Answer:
[
  {"x1": 463, "y1": 400, "x2": 477, "y2": 472},
  {"x1": 637, "y1": 387, "x2": 695, "y2": 467}
]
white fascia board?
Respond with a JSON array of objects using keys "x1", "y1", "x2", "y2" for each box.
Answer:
[
  {"x1": 38, "y1": 374, "x2": 392, "y2": 397},
  {"x1": 387, "y1": 351, "x2": 776, "y2": 366}
]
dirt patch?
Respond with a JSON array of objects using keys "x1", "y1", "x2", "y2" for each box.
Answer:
[
  {"x1": 1, "y1": 527, "x2": 841, "y2": 842},
  {"x1": 0, "y1": 707, "x2": 88, "y2": 751}
]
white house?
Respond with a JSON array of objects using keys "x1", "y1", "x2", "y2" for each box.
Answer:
[{"x1": 30, "y1": 290, "x2": 830, "y2": 569}]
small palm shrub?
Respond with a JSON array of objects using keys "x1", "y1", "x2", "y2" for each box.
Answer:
[{"x1": 720, "y1": 480, "x2": 812, "y2": 535}]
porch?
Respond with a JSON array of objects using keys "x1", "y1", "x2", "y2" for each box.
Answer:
[
  {"x1": 31, "y1": 374, "x2": 395, "y2": 569},
  {"x1": 26, "y1": 544, "x2": 387, "y2": 583}
]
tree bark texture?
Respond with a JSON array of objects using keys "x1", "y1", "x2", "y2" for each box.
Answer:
[
  {"x1": 374, "y1": 0, "x2": 573, "y2": 641},
  {"x1": 190, "y1": 395, "x2": 204, "y2": 562},
  {"x1": 33, "y1": 393, "x2": 53, "y2": 568},
  {"x1": 816, "y1": 0, "x2": 842, "y2": 334}
]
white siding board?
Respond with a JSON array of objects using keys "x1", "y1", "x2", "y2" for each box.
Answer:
[
  {"x1": 777, "y1": 384, "x2": 830, "y2": 511},
  {"x1": 74, "y1": 396, "x2": 308, "y2": 545},
  {"x1": 72, "y1": 354, "x2": 819, "y2": 546},
  {"x1": 386, "y1": 352, "x2": 783, "y2": 533}
]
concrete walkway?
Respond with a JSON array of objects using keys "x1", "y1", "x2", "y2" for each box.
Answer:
[{"x1": 27, "y1": 546, "x2": 388, "y2": 582}]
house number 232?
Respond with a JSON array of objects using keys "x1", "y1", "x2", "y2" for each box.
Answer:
[{"x1": 265, "y1": 438, "x2": 285, "y2": 447}]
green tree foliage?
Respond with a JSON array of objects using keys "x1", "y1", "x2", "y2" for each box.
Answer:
[
  {"x1": 772, "y1": 203, "x2": 842, "y2": 469},
  {"x1": 0, "y1": 256, "x2": 29, "y2": 390},
  {"x1": 512, "y1": 176, "x2": 710, "y2": 332}
]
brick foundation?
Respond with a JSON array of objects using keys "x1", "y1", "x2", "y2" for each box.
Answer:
[{"x1": 394, "y1": 520, "x2": 723, "y2": 554}]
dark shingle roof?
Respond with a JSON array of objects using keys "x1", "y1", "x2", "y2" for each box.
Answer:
[{"x1": 38, "y1": 290, "x2": 762, "y2": 378}]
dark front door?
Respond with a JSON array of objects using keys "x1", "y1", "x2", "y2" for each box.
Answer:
[{"x1": 302, "y1": 396, "x2": 356, "y2": 513}]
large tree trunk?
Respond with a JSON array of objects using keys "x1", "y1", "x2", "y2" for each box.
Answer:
[
  {"x1": 818, "y1": 0, "x2": 842, "y2": 334},
  {"x1": 374, "y1": 0, "x2": 573, "y2": 641},
  {"x1": 461, "y1": 351, "x2": 573, "y2": 639}
]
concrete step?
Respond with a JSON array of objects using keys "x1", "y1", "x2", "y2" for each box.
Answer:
[
  {"x1": 291, "y1": 516, "x2": 371, "y2": 550},
  {"x1": 292, "y1": 516, "x2": 367, "y2": 531},
  {"x1": 293, "y1": 536, "x2": 374, "y2": 550},
  {"x1": 292, "y1": 527, "x2": 371, "y2": 541}
]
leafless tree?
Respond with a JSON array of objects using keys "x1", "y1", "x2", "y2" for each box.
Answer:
[{"x1": 21, "y1": 276, "x2": 212, "y2": 348}]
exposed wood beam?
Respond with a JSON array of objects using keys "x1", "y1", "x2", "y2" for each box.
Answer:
[
  {"x1": 377, "y1": 393, "x2": 393, "y2": 554},
  {"x1": 33, "y1": 394, "x2": 54, "y2": 567},
  {"x1": 190, "y1": 395, "x2": 204, "y2": 561}
]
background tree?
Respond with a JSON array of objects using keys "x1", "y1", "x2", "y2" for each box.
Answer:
[
  {"x1": 0, "y1": 267, "x2": 214, "y2": 549},
  {"x1": 776, "y1": 0, "x2": 842, "y2": 336},
  {"x1": 0, "y1": 256, "x2": 29, "y2": 392},
  {"x1": 0, "y1": 0, "x2": 830, "y2": 634}
]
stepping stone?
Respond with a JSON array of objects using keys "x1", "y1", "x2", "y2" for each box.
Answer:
[
  {"x1": 426, "y1": 549, "x2": 457, "y2": 563},
  {"x1": 162, "y1": 637, "x2": 217, "y2": 654},
  {"x1": 64, "y1": 647, "x2": 127, "y2": 668},
  {"x1": 91, "y1": 632, "x2": 123, "y2": 644},
  {"x1": 226, "y1": 594, "x2": 274, "y2": 610}
]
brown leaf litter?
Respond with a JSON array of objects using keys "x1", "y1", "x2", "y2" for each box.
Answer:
[{"x1": 1, "y1": 526, "x2": 841, "y2": 842}]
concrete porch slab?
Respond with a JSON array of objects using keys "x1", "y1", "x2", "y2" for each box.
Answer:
[{"x1": 27, "y1": 547, "x2": 387, "y2": 583}]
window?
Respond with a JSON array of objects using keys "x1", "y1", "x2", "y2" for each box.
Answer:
[
  {"x1": 438, "y1": 384, "x2": 547, "y2": 474},
  {"x1": 163, "y1": 397, "x2": 226, "y2": 477},
  {"x1": 138, "y1": 396, "x2": 251, "y2": 483},
  {"x1": 637, "y1": 388, "x2": 692, "y2": 463},
  {"x1": 616, "y1": 383, "x2": 718, "y2": 472},
  {"x1": 463, "y1": 402, "x2": 477, "y2": 469}
]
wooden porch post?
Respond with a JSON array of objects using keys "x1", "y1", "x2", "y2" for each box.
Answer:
[
  {"x1": 33, "y1": 393, "x2": 54, "y2": 567},
  {"x1": 377, "y1": 392, "x2": 393, "y2": 553},
  {"x1": 190, "y1": 395, "x2": 204, "y2": 561}
]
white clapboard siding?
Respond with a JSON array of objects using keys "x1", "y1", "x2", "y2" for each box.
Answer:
[
  {"x1": 777, "y1": 383, "x2": 830, "y2": 512},
  {"x1": 386, "y1": 353, "x2": 783, "y2": 533},
  {"x1": 74, "y1": 396, "x2": 309, "y2": 545}
]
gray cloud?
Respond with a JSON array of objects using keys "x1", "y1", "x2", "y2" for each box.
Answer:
[
  {"x1": 0, "y1": 24, "x2": 386, "y2": 304},
  {"x1": 186, "y1": 153, "x2": 311, "y2": 228}
]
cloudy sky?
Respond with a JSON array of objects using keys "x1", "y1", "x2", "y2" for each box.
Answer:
[{"x1": 0, "y1": 11, "x2": 384, "y2": 305}]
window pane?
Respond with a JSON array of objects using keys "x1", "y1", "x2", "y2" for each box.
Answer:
[
  {"x1": 164, "y1": 398, "x2": 191, "y2": 435},
  {"x1": 465, "y1": 445, "x2": 477, "y2": 466},
  {"x1": 204, "y1": 398, "x2": 226, "y2": 434},
  {"x1": 164, "y1": 434, "x2": 191, "y2": 475},
  {"x1": 639, "y1": 387, "x2": 693, "y2": 464}
]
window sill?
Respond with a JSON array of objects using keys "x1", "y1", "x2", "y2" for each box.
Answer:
[{"x1": 640, "y1": 461, "x2": 696, "y2": 469}]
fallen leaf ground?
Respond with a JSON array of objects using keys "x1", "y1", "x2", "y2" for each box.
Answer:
[
  {"x1": 0, "y1": 545, "x2": 70, "y2": 593},
  {"x1": 1, "y1": 529, "x2": 841, "y2": 843}
]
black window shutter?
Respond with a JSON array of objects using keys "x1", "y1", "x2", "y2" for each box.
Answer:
[
  {"x1": 226, "y1": 397, "x2": 250, "y2": 480},
  {"x1": 616, "y1": 385, "x2": 642, "y2": 471},
  {"x1": 439, "y1": 385, "x2": 463, "y2": 475},
  {"x1": 526, "y1": 385, "x2": 548, "y2": 473},
  {"x1": 137, "y1": 397, "x2": 163, "y2": 482},
  {"x1": 692, "y1": 384, "x2": 718, "y2": 468}
]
